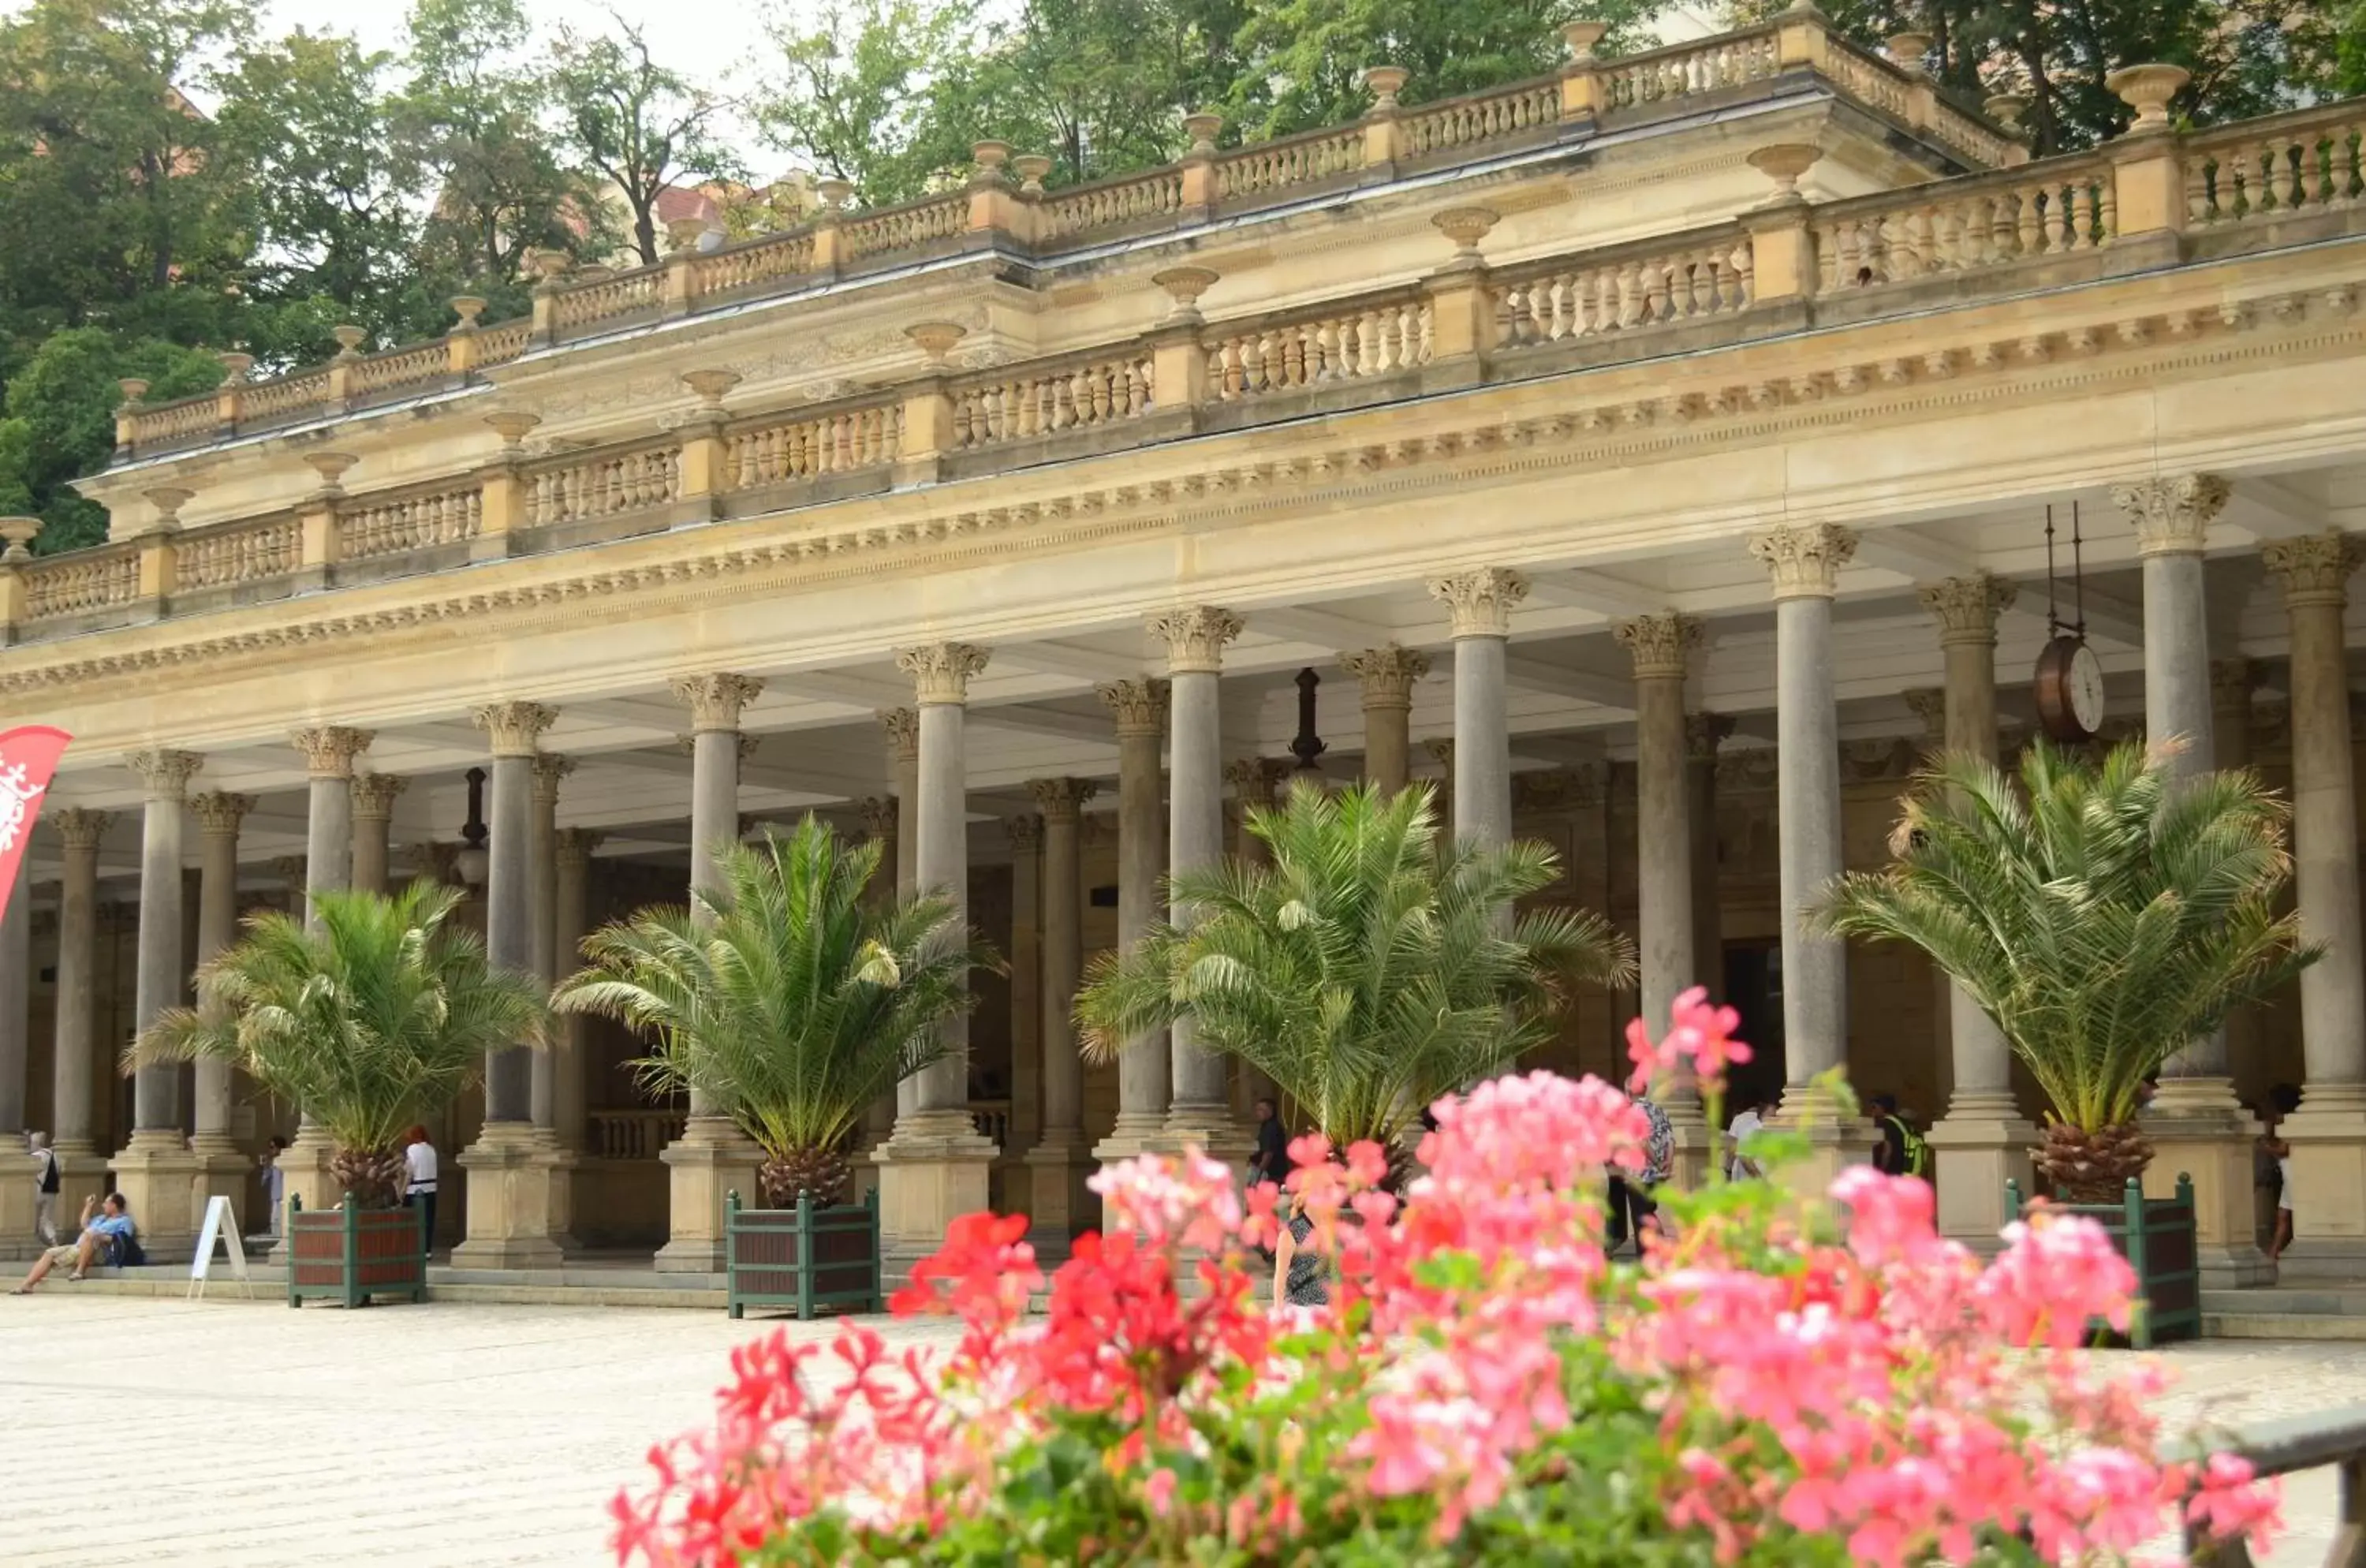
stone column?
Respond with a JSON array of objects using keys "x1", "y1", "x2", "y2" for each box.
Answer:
[
  {"x1": 277, "y1": 726, "x2": 372, "y2": 1232},
  {"x1": 527, "y1": 752, "x2": 577, "y2": 1249},
  {"x1": 453, "y1": 700, "x2": 563, "y2": 1268},
  {"x1": 1004, "y1": 813, "x2": 1043, "y2": 1212},
  {"x1": 47, "y1": 808, "x2": 110, "y2": 1215},
  {"x1": 1616, "y1": 613, "x2": 1708, "y2": 1180},
  {"x1": 1342, "y1": 644, "x2": 1431, "y2": 794},
  {"x1": 1747, "y1": 525, "x2": 1868, "y2": 1179},
  {"x1": 1429, "y1": 569, "x2": 1528, "y2": 848},
  {"x1": 654, "y1": 673, "x2": 766, "y2": 1272},
  {"x1": 1152, "y1": 607, "x2": 1253, "y2": 1156},
  {"x1": 0, "y1": 853, "x2": 31, "y2": 1247},
  {"x1": 874, "y1": 644, "x2": 998, "y2": 1282},
  {"x1": 880, "y1": 709, "x2": 923, "y2": 1117},
  {"x1": 853, "y1": 795, "x2": 900, "y2": 1187},
  {"x1": 188, "y1": 791, "x2": 255, "y2": 1218},
  {"x1": 114, "y1": 749, "x2": 203, "y2": 1260},
  {"x1": 551, "y1": 827, "x2": 599, "y2": 1157},
  {"x1": 2211, "y1": 659, "x2": 2267, "y2": 1111},
  {"x1": 2113, "y1": 474, "x2": 2266, "y2": 1284},
  {"x1": 1685, "y1": 715, "x2": 1733, "y2": 1003},
  {"x1": 1092, "y1": 677, "x2": 1171, "y2": 1157},
  {"x1": 2263, "y1": 532, "x2": 2366, "y2": 1275},
  {"x1": 1225, "y1": 758, "x2": 1287, "y2": 864},
  {"x1": 1903, "y1": 688, "x2": 1957, "y2": 1114},
  {"x1": 1916, "y1": 574, "x2": 2038, "y2": 1248},
  {"x1": 1024, "y1": 778, "x2": 1095, "y2": 1256},
  {"x1": 350, "y1": 773, "x2": 406, "y2": 895}
]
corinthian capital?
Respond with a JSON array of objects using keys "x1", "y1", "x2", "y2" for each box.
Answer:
[
  {"x1": 1748, "y1": 524, "x2": 1857, "y2": 599},
  {"x1": 128, "y1": 749, "x2": 202, "y2": 799},
  {"x1": 50, "y1": 806, "x2": 112, "y2": 851},
  {"x1": 1027, "y1": 777, "x2": 1097, "y2": 821},
  {"x1": 1097, "y1": 678, "x2": 1170, "y2": 737},
  {"x1": 290, "y1": 726, "x2": 373, "y2": 780},
  {"x1": 531, "y1": 753, "x2": 577, "y2": 803},
  {"x1": 2262, "y1": 531, "x2": 2363, "y2": 607},
  {"x1": 854, "y1": 795, "x2": 900, "y2": 838},
  {"x1": 897, "y1": 642, "x2": 991, "y2": 704},
  {"x1": 2112, "y1": 473, "x2": 2228, "y2": 557},
  {"x1": 878, "y1": 707, "x2": 920, "y2": 762},
  {"x1": 1427, "y1": 567, "x2": 1530, "y2": 638},
  {"x1": 189, "y1": 791, "x2": 256, "y2": 836},
  {"x1": 1685, "y1": 712, "x2": 1736, "y2": 763},
  {"x1": 1341, "y1": 644, "x2": 1432, "y2": 707},
  {"x1": 1612, "y1": 612, "x2": 1702, "y2": 680},
  {"x1": 350, "y1": 773, "x2": 409, "y2": 819},
  {"x1": 1149, "y1": 606, "x2": 1245, "y2": 675},
  {"x1": 472, "y1": 701, "x2": 557, "y2": 757},
  {"x1": 672, "y1": 672, "x2": 765, "y2": 733},
  {"x1": 1917, "y1": 573, "x2": 2018, "y2": 644}
]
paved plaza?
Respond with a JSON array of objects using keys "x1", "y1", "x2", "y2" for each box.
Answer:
[{"x1": 4, "y1": 1294, "x2": 2363, "y2": 1566}]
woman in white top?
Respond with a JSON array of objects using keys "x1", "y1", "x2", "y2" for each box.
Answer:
[
  {"x1": 1726, "y1": 1098, "x2": 1774, "y2": 1182},
  {"x1": 402, "y1": 1125, "x2": 438, "y2": 1260}
]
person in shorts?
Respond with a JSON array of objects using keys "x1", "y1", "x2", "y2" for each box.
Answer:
[{"x1": 10, "y1": 1193, "x2": 136, "y2": 1293}]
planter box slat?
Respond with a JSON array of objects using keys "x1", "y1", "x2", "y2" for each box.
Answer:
[
  {"x1": 726, "y1": 1189, "x2": 881, "y2": 1320},
  {"x1": 286, "y1": 1196, "x2": 428, "y2": 1309}
]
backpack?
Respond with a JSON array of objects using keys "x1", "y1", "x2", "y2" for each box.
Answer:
[
  {"x1": 34, "y1": 1148, "x2": 58, "y2": 1194},
  {"x1": 106, "y1": 1230, "x2": 145, "y2": 1268},
  {"x1": 1882, "y1": 1114, "x2": 1933, "y2": 1182}
]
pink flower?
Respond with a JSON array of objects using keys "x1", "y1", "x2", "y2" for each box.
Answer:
[{"x1": 1144, "y1": 1466, "x2": 1178, "y2": 1518}]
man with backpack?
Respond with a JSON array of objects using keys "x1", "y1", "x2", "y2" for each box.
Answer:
[
  {"x1": 28, "y1": 1131, "x2": 59, "y2": 1245},
  {"x1": 1870, "y1": 1095, "x2": 1932, "y2": 1182},
  {"x1": 9, "y1": 1192, "x2": 138, "y2": 1293}
]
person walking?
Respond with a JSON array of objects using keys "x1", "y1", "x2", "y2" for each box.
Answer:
[
  {"x1": 257, "y1": 1133, "x2": 289, "y2": 1238},
  {"x1": 402, "y1": 1125, "x2": 438, "y2": 1260},
  {"x1": 1248, "y1": 1097, "x2": 1289, "y2": 1191},
  {"x1": 1607, "y1": 1093, "x2": 1674, "y2": 1256},
  {"x1": 28, "y1": 1132, "x2": 59, "y2": 1245}
]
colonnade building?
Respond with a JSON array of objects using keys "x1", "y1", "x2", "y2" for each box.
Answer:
[{"x1": 2, "y1": 13, "x2": 2363, "y2": 1287}]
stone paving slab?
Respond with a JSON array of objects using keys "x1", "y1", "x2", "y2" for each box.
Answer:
[{"x1": 5, "y1": 1295, "x2": 2364, "y2": 1566}]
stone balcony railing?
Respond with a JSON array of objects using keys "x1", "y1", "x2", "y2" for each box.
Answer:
[
  {"x1": 106, "y1": 9, "x2": 2020, "y2": 463},
  {"x1": 5, "y1": 92, "x2": 2360, "y2": 654}
]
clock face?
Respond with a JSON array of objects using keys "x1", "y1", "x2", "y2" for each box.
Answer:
[{"x1": 2067, "y1": 641, "x2": 2106, "y2": 733}]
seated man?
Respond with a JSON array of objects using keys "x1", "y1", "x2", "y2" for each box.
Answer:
[{"x1": 10, "y1": 1193, "x2": 136, "y2": 1294}]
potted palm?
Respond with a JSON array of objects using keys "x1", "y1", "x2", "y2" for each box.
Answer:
[
  {"x1": 552, "y1": 815, "x2": 995, "y2": 1316},
  {"x1": 1076, "y1": 780, "x2": 1635, "y2": 1189},
  {"x1": 1815, "y1": 738, "x2": 2316, "y2": 1337},
  {"x1": 129, "y1": 881, "x2": 547, "y2": 1307}
]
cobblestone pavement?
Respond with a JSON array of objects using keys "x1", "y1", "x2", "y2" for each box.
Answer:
[{"x1": 5, "y1": 1294, "x2": 2363, "y2": 1566}]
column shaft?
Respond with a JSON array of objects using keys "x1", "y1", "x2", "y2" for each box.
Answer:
[
  {"x1": 50, "y1": 814, "x2": 105, "y2": 1153},
  {"x1": 192, "y1": 798, "x2": 248, "y2": 1140},
  {"x1": 1452, "y1": 637, "x2": 1511, "y2": 847},
  {"x1": 552, "y1": 830, "x2": 597, "y2": 1150},
  {"x1": 1686, "y1": 716, "x2": 1730, "y2": 1002},
  {"x1": 1038, "y1": 797, "x2": 1084, "y2": 1137},
  {"x1": 485, "y1": 749, "x2": 534, "y2": 1122},
  {"x1": 1617, "y1": 617, "x2": 1698, "y2": 1025},
  {"x1": 0, "y1": 856, "x2": 27, "y2": 1137},
  {"x1": 1099, "y1": 681, "x2": 1170, "y2": 1145},
  {"x1": 1166, "y1": 663, "x2": 1228, "y2": 1118},
  {"x1": 883, "y1": 710, "x2": 923, "y2": 1118},
  {"x1": 131, "y1": 755, "x2": 196, "y2": 1131},
  {"x1": 528, "y1": 756, "x2": 567, "y2": 1130},
  {"x1": 1343, "y1": 645, "x2": 1428, "y2": 796},
  {"x1": 912, "y1": 700, "x2": 970, "y2": 1114},
  {"x1": 2289, "y1": 588, "x2": 2366, "y2": 1088}
]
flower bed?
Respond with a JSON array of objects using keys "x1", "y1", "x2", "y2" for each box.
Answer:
[{"x1": 614, "y1": 991, "x2": 2280, "y2": 1566}]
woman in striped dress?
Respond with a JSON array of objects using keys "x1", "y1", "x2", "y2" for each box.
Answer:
[{"x1": 1270, "y1": 1194, "x2": 1330, "y2": 1309}]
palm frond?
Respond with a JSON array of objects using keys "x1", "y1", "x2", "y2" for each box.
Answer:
[
  {"x1": 1814, "y1": 737, "x2": 2319, "y2": 1133},
  {"x1": 1076, "y1": 780, "x2": 1634, "y2": 1152},
  {"x1": 550, "y1": 815, "x2": 1000, "y2": 1164}
]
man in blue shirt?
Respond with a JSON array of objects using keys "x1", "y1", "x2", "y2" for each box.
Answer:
[{"x1": 9, "y1": 1193, "x2": 135, "y2": 1293}]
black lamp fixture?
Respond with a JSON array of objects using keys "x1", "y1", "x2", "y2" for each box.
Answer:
[
  {"x1": 1290, "y1": 667, "x2": 1327, "y2": 774},
  {"x1": 454, "y1": 766, "x2": 490, "y2": 886}
]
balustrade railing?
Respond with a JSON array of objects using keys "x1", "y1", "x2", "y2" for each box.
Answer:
[
  {"x1": 587, "y1": 1109, "x2": 688, "y2": 1161},
  {"x1": 1207, "y1": 297, "x2": 1431, "y2": 398},
  {"x1": 725, "y1": 402, "x2": 903, "y2": 488},
  {"x1": 2177, "y1": 1406, "x2": 2366, "y2": 1568},
  {"x1": 20, "y1": 546, "x2": 140, "y2": 622},
  {"x1": 969, "y1": 1099, "x2": 1013, "y2": 1147},
  {"x1": 554, "y1": 266, "x2": 663, "y2": 329},
  {"x1": 1494, "y1": 233, "x2": 1753, "y2": 346},
  {"x1": 1400, "y1": 80, "x2": 1562, "y2": 158},
  {"x1": 1598, "y1": 28, "x2": 1781, "y2": 110},
  {"x1": 176, "y1": 517, "x2": 300, "y2": 590},
  {"x1": 841, "y1": 194, "x2": 969, "y2": 262},
  {"x1": 241, "y1": 370, "x2": 334, "y2": 423},
  {"x1": 2185, "y1": 105, "x2": 2366, "y2": 230},
  {"x1": 1039, "y1": 170, "x2": 1187, "y2": 238},
  {"x1": 1213, "y1": 128, "x2": 1363, "y2": 200},
  {"x1": 527, "y1": 444, "x2": 683, "y2": 526},
  {"x1": 337, "y1": 486, "x2": 483, "y2": 561},
  {"x1": 1814, "y1": 158, "x2": 2115, "y2": 289},
  {"x1": 692, "y1": 232, "x2": 819, "y2": 297},
  {"x1": 953, "y1": 353, "x2": 1155, "y2": 446},
  {"x1": 349, "y1": 342, "x2": 451, "y2": 398}
]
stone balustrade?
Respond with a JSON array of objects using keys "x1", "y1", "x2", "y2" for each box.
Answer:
[
  {"x1": 1492, "y1": 230, "x2": 1754, "y2": 347},
  {"x1": 587, "y1": 1109, "x2": 689, "y2": 1161},
  {"x1": 1812, "y1": 155, "x2": 2117, "y2": 290},
  {"x1": 952, "y1": 353, "x2": 1156, "y2": 446},
  {"x1": 2184, "y1": 103, "x2": 2366, "y2": 230},
  {"x1": 108, "y1": 13, "x2": 2026, "y2": 463},
  {"x1": 725, "y1": 402, "x2": 905, "y2": 490},
  {"x1": 1205, "y1": 295, "x2": 1432, "y2": 398}
]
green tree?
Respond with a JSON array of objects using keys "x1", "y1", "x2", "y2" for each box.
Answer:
[
  {"x1": 0, "y1": 0, "x2": 255, "y2": 344},
  {"x1": 1813, "y1": 739, "x2": 2317, "y2": 1201},
  {"x1": 755, "y1": 0, "x2": 980, "y2": 207},
  {"x1": 1233, "y1": 0, "x2": 1655, "y2": 139},
  {"x1": 552, "y1": 816, "x2": 1000, "y2": 1205},
  {"x1": 1722, "y1": 0, "x2": 2336, "y2": 156},
  {"x1": 128, "y1": 882, "x2": 549, "y2": 1208},
  {"x1": 1075, "y1": 780, "x2": 1633, "y2": 1181},
  {"x1": 550, "y1": 17, "x2": 745, "y2": 265},
  {"x1": 215, "y1": 29, "x2": 435, "y2": 360},
  {"x1": 395, "y1": 0, "x2": 605, "y2": 292},
  {"x1": 0, "y1": 329, "x2": 222, "y2": 552}
]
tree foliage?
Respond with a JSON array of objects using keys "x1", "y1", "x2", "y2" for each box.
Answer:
[
  {"x1": 550, "y1": 16, "x2": 745, "y2": 265},
  {"x1": 1073, "y1": 780, "x2": 1635, "y2": 1166}
]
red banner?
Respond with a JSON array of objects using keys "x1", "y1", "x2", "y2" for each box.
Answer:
[{"x1": 0, "y1": 726, "x2": 70, "y2": 924}]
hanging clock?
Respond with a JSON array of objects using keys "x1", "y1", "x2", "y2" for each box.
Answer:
[
  {"x1": 2029, "y1": 500, "x2": 2105, "y2": 744},
  {"x1": 2033, "y1": 633, "x2": 2105, "y2": 742}
]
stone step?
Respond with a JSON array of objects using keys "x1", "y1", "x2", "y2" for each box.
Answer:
[
  {"x1": 47, "y1": 1271, "x2": 731, "y2": 1310},
  {"x1": 2205, "y1": 1311, "x2": 2366, "y2": 1341},
  {"x1": 2203, "y1": 1288, "x2": 2366, "y2": 1317}
]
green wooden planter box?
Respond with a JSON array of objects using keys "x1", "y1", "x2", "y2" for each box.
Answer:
[
  {"x1": 726, "y1": 1189, "x2": 881, "y2": 1320},
  {"x1": 285, "y1": 1196, "x2": 427, "y2": 1309},
  {"x1": 2004, "y1": 1174, "x2": 2200, "y2": 1349}
]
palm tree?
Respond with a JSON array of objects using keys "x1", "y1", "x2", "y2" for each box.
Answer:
[
  {"x1": 129, "y1": 882, "x2": 547, "y2": 1207},
  {"x1": 1814, "y1": 737, "x2": 2317, "y2": 1201},
  {"x1": 1075, "y1": 780, "x2": 1634, "y2": 1179},
  {"x1": 550, "y1": 814, "x2": 997, "y2": 1207}
]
